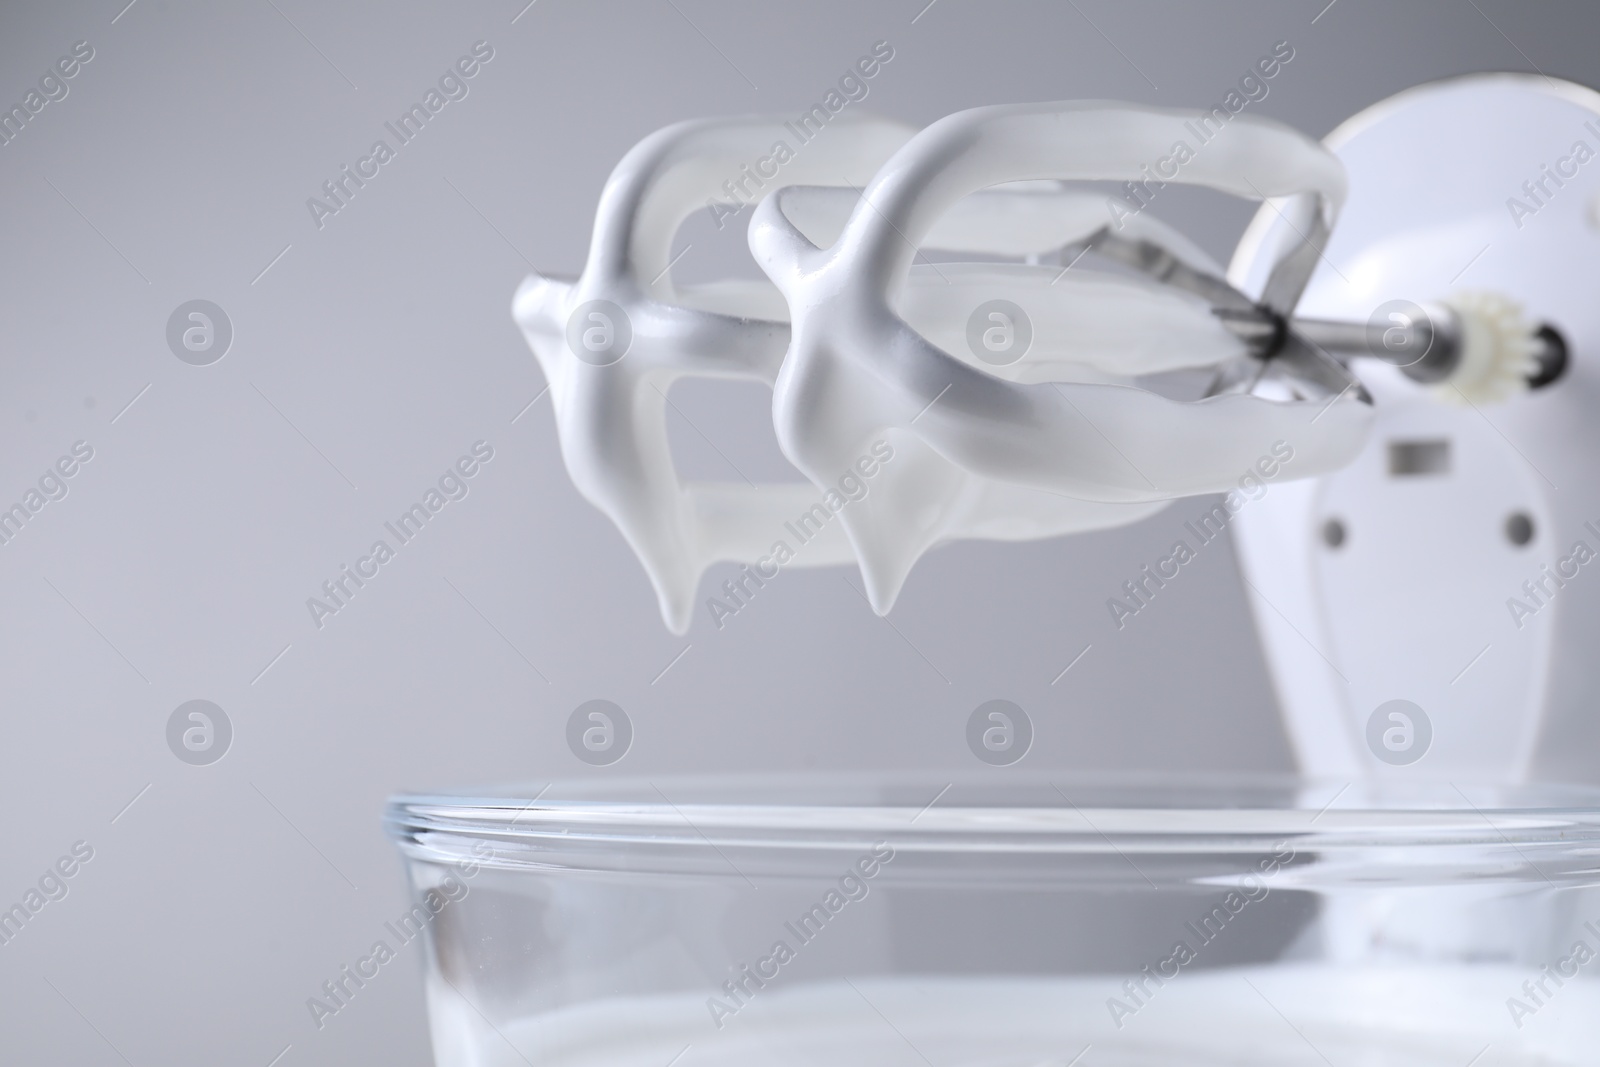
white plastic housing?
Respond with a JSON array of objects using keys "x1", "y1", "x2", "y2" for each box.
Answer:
[{"x1": 1229, "y1": 74, "x2": 1600, "y2": 783}]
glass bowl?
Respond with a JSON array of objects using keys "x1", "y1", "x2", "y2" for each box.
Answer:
[{"x1": 385, "y1": 774, "x2": 1600, "y2": 1065}]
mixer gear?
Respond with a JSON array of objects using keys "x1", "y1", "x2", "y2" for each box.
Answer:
[{"x1": 1434, "y1": 290, "x2": 1541, "y2": 405}]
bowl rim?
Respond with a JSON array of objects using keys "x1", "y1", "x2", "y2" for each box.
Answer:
[{"x1": 384, "y1": 771, "x2": 1600, "y2": 879}]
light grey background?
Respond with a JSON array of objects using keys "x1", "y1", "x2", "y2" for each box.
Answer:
[{"x1": 1, "y1": 1, "x2": 1595, "y2": 1063}]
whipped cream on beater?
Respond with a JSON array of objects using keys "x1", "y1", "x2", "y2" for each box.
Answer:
[{"x1": 515, "y1": 104, "x2": 1373, "y2": 630}]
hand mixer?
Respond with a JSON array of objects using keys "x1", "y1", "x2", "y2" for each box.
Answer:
[
  {"x1": 515, "y1": 75, "x2": 1590, "y2": 787},
  {"x1": 1225, "y1": 74, "x2": 1595, "y2": 787}
]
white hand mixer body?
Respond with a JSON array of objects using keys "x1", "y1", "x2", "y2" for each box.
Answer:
[{"x1": 1230, "y1": 74, "x2": 1595, "y2": 785}]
